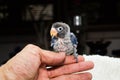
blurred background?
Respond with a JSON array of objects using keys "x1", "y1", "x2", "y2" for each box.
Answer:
[{"x1": 0, "y1": 0, "x2": 120, "y2": 65}]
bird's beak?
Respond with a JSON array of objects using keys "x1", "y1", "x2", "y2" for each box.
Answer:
[{"x1": 50, "y1": 28, "x2": 57, "y2": 37}]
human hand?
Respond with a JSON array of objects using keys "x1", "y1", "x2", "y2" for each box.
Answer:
[{"x1": 0, "y1": 44, "x2": 94, "y2": 80}]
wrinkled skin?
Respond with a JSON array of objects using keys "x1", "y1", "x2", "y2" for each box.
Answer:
[{"x1": 0, "y1": 44, "x2": 94, "y2": 80}]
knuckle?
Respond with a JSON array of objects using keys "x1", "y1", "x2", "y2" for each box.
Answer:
[
  {"x1": 26, "y1": 44, "x2": 35, "y2": 47},
  {"x1": 26, "y1": 44, "x2": 41, "y2": 54}
]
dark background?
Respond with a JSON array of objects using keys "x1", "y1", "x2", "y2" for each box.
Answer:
[
  {"x1": 0, "y1": 0, "x2": 120, "y2": 65},
  {"x1": 0, "y1": 0, "x2": 120, "y2": 35}
]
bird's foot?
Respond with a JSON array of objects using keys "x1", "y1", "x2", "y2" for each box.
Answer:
[{"x1": 73, "y1": 53, "x2": 78, "y2": 63}]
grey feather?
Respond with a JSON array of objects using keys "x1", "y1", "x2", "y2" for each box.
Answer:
[{"x1": 50, "y1": 22, "x2": 78, "y2": 62}]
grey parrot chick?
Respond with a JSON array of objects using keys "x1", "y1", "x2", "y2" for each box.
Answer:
[{"x1": 50, "y1": 22, "x2": 78, "y2": 62}]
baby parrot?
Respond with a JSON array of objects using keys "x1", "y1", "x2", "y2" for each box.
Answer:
[{"x1": 50, "y1": 22, "x2": 78, "y2": 62}]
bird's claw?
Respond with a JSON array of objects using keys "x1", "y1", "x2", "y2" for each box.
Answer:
[{"x1": 73, "y1": 53, "x2": 78, "y2": 63}]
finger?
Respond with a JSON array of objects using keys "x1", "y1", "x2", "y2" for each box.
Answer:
[
  {"x1": 48, "y1": 61, "x2": 94, "y2": 78},
  {"x1": 63, "y1": 55, "x2": 85, "y2": 65},
  {"x1": 40, "y1": 49, "x2": 66, "y2": 66},
  {"x1": 22, "y1": 44, "x2": 66, "y2": 66},
  {"x1": 37, "y1": 65, "x2": 49, "y2": 80},
  {"x1": 51, "y1": 72, "x2": 92, "y2": 80},
  {"x1": 46, "y1": 55, "x2": 84, "y2": 70}
]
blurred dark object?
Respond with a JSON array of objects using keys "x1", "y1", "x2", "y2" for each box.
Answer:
[
  {"x1": 0, "y1": 46, "x2": 22, "y2": 65},
  {"x1": 87, "y1": 40, "x2": 111, "y2": 55},
  {"x1": 9, "y1": 46, "x2": 22, "y2": 58},
  {"x1": 112, "y1": 49, "x2": 120, "y2": 57}
]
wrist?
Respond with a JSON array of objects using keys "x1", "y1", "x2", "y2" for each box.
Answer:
[{"x1": 0, "y1": 65, "x2": 6, "y2": 80}]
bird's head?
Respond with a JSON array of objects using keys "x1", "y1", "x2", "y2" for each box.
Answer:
[{"x1": 50, "y1": 22, "x2": 70, "y2": 38}]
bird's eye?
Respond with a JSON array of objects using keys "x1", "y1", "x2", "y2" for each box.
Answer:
[{"x1": 57, "y1": 27, "x2": 63, "y2": 31}]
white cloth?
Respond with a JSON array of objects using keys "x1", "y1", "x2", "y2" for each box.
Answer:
[{"x1": 84, "y1": 55, "x2": 120, "y2": 80}]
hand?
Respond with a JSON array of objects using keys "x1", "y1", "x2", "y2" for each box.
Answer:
[{"x1": 0, "y1": 44, "x2": 94, "y2": 80}]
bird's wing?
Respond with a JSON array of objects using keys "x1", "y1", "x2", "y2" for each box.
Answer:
[
  {"x1": 51, "y1": 37, "x2": 57, "y2": 47},
  {"x1": 70, "y1": 32, "x2": 78, "y2": 47}
]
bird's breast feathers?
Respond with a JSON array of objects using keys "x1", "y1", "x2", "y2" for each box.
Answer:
[{"x1": 53, "y1": 38, "x2": 74, "y2": 55}]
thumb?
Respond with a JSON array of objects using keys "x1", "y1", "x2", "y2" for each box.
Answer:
[
  {"x1": 20, "y1": 44, "x2": 66, "y2": 66},
  {"x1": 40, "y1": 49, "x2": 66, "y2": 66}
]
